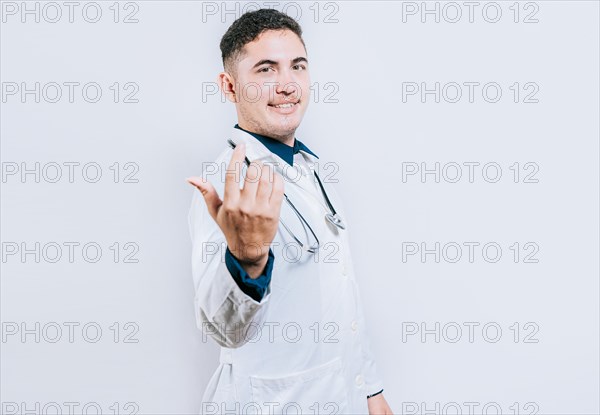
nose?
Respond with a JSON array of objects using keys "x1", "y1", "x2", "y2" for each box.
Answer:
[{"x1": 275, "y1": 68, "x2": 299, "y2": 97}]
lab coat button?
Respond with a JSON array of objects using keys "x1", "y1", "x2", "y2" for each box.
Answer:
[
  {"x1": 355, "y1": 374, "x2": 364, "y2": 386},
  {"x1": 351, "y1": 320, "x2": 358, "y2": 332},
  {"x1": 342, "y1": 263, "x2": 348, "y2": 276}
]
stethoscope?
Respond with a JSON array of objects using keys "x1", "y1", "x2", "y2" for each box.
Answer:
[{"x1": 227, "y1": 139, "x2": 345, "y2": 253}]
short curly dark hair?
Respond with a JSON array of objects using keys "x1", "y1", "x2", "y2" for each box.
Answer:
[{"x1": 220, "y1": 9, "x2": 306, "y2": 77}]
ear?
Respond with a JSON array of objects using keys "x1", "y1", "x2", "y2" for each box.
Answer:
[{"x1": 217, "y1": 72, "x2": 238, "y2": 104}]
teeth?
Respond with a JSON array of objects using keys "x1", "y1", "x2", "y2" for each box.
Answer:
[{"x1": 273, "y1": 103, "x2": 296, "y2": 108}]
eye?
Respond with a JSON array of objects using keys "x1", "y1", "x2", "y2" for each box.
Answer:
[
  {"x1": 258, "y1": 67, "x2": 274, "y2": 73},
  {"x1": 293, "y1": 64, "x2": 307, "y2": 71}
]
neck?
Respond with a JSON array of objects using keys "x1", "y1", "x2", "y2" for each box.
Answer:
[{"x1": 237, "y1": 121, "x2": 295, "y2": 147}]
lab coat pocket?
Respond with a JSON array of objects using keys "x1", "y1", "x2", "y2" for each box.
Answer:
[{"x1": 249, "y1": 356, "x2": 349, "y2": 415}]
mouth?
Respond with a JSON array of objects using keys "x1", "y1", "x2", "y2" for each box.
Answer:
[{"x1": 268, "y1": 100, "x2": 300, "y2": 114}]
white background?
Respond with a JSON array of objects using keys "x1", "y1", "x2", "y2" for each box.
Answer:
[{"x1": 1, "y1": 1, "x2": 599, "y2": 414}]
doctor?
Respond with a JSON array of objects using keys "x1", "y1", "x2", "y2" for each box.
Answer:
[{"x1": 187, "y1": 8, "x2": 393, "y2": 415}]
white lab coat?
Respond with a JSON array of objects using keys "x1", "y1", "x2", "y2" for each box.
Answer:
[{"x1": 188, "y1": 126, "x2": 384, "y2": 415}]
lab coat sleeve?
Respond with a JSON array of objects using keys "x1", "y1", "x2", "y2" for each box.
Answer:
[{"x1": 188, "y1": 184, "x2": 273, "y2": 349}]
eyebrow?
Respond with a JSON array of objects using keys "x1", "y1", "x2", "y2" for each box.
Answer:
[{"x1": 252, "y1": 57, "x2": 308, "y2": 69}]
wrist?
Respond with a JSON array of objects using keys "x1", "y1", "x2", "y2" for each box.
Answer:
[{"x1": 234, "y1": 251, "x2": 269, "y2": 279}]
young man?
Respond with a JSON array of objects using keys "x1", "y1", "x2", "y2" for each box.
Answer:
[{"x1": 187, "y1": 9, "x2": 393, "y2": 415}]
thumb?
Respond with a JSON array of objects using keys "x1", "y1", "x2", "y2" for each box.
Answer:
[{"x1": 186, "y1": 176, "x2": 222, "y2": 220}]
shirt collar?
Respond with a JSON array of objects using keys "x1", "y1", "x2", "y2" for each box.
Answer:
[{"x1": 234, "y1": 123, "x2": 318, "y2": 167}]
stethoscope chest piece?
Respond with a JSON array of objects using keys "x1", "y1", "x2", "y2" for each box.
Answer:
[{"x1": 325, "y1": 212, "x2": 346, "y2": 230}]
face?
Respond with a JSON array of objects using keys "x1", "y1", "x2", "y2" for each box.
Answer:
[{"x1": 219, "y1": 29, "x2": 310, "y2": 144}]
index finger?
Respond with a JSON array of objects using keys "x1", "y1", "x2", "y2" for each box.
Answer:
[
  {"x1": 224, "y1": 142, "x2": 247, "y2": 203},
  {"x1": 269, "y1": 170, "x2": 285, "y2": 208}
]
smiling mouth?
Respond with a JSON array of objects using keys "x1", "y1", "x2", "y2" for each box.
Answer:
[{"x1": 268, "y1": 101, "x2": 299, "y2": 108}]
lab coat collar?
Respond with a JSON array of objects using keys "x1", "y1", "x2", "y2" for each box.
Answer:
[
  {"x1": 233, "y1": 124, "x2": 319, "y2": 166},
  {"x1": 228, "y1": 126, "x2": 320, "y2": 193}
]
